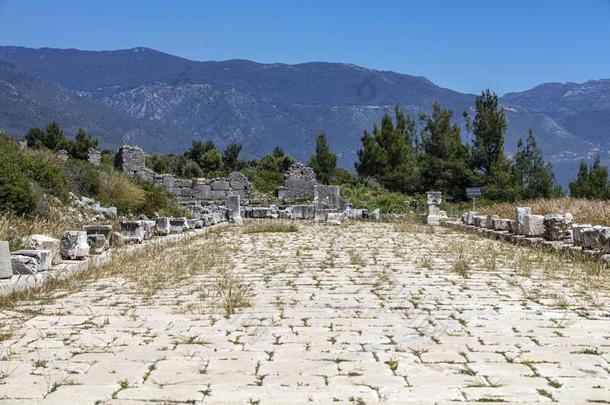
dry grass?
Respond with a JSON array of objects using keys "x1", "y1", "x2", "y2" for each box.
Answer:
[
  {"x1": 477, "y1": 198, "x2": 610, "y2": 226},
  {"x1": 243, "y1": 220, "x2": 299, "y2": 234},
  {"x1": 391, "y1": 215, "x2": 432, "y2": 234},
  {"x1": 0, "y1": 228, "x2": 234, "y2": 308},
  {"x1": 0, "y1": 213, "x2": 83, "y2": 250}
]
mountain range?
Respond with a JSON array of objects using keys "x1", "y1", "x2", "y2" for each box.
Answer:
[{"x1": 0, "y1": 45, "x2": 608, "y2": 187}]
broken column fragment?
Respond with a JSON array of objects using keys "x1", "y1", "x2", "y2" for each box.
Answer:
[
  {"x1": 227, "y1": 195, "x2": 243, "y2": 225},
  {"x1": 0, "y1": 241, "x2": 13, "y2": 279},
  {"x1": 60, "y1": 231, "x2": 90, "y2": 260}
]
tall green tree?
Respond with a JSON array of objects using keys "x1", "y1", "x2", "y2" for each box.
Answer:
[
  {"x1": 355, "y1": 106, "x2": 418, "y2": 193},
  {"x1": 465, "y1": 90, "x2": 517, "y2": 200},
  {"x1": 223, "y1": 143, "x2": 243, "y2": 172},
  {"x1": 69, "y1": 128, "x2": 99, "y2": 160},
  {"x1": 44, "y1": 121, "x2": 67, "y2": 151},
  {"x1": 569, "y1": 155, "x2": 610, "y2": 199},
  {"x1": 184, "y1": 140, "x2": 216, "y2": 168},
  {"x1": 512, "y1": 131, "x2": 562, "y2": 199},
  {"x1": 419, "y1": 103, "x2": 473, "y2": 200},
  {"x1": 309, "y1": 132, "x2": 337, "y2": 184},
  {"x1": 466, "y1": 90, "x2": 507, "y2": 175}
]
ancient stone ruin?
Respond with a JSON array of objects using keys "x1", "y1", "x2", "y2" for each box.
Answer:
[
  {"x1": 456, "y1": 206, "x2": 610, "y2": 264},
  {"x1": 277, "y1": 163, "x2": 318, "y2": 201},
  {"x1": 87, "y1": 148, "x2": 101, "y2": 166},
  {"x1": 425, "y1": 191, "x2": 447, "y2": 225},
  {"x1": 0, "y1": 241, "x2": 13, "y2": 279}
]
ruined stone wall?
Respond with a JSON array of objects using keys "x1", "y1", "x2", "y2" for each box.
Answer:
[
  {"x1": 277, "y1": 163, "x2": 318, "y2": 201},
  {"x1": 114, "y1": 145, "x2": 253, "y2": 203}
]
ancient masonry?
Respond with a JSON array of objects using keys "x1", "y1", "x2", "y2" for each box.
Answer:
[
  {"x1": 113, "y1": 145, "x2": 253, "y2": 205},
  {"x1": 451, "y1": 206, "x2": 610, "y2": 264},
  {"x1": 277, "y1": 162, "x2": 318, "y2": 201}
]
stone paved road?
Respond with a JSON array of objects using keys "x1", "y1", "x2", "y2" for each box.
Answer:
[{"x1": 0, "y1": 221, "x2": 609, "y2": 404}]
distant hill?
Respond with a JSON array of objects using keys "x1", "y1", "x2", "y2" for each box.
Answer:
[{"x1": 0, "y1": 45, "x2": 608, "y2": 187}]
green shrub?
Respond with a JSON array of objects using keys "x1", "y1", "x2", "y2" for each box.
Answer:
[
  {"x1": 64, "y1": 160, "x2": 101, "y2": 197},
  {"x1": 138, "y1": 180, "x2": 190, "y2": 218},
  {"x1": 98, "y1": 171, "x2": 146, "y2": 215},
  {"x1": 0, "y1": 165, "x2": 35, "y2": 215},
  {"x1": 342, "y1": 185, "x2": 412, "y2": 214},
  {"x1": 0, "y1": 136, "x2": 70, "y2": 215}
]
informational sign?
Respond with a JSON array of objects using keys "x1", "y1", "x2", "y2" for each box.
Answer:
[
  {"x1": 466, "y1": 187, "x2": 482, "y2": 209},
  {"x1": 466, "y1": 187, "x2": 482, "y2": 198}
]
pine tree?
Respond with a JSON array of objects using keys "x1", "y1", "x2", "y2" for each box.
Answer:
[
  {"x1": 512, "y1": 131, "x2": 562, "y2": 199},
  {"x1": 569, "y1": 155, "x2": 610, "y2": 199},
  {"x1": 465, "y1": 90, "x2": 516, "y2": 200},
  {"x1": 355, "y1": 107, "x2": 418, "y2": 193},
  {"x1": 309, "y1": 132, "x2": 337, "y2": 184},
  {"x1": 355, "y1": 129, "x2": 386, "y2": 178},
  {"x1": 419, "y1": 103, "x2": 473, "y2": 200},
  {"x1": 467, "y1": 90, "x2": 507, "y2": 175},
  {"x1": 223, "y1": 143, "x2": 242, "y2": 172},
  {"x1": 44, "y1": 121, "x2": 67, "y2": 151},
  {"x1": 70, "y1": 128, "x2": 99, "y2": 160}
]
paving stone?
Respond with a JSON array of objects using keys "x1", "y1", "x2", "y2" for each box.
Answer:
[{"x1": 0, "y1": 222, "x2": 608, "y2": 403}]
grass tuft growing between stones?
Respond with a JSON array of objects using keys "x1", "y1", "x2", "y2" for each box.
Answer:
[{"x1": 243, "y1": 220, "x2": 299, "y2": 234}]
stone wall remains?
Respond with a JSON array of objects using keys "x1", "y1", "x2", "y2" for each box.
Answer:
[{"x1": 277, "y1": 163, "x2": 318, "y2": 201}]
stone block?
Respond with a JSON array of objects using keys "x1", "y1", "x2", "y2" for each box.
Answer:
[
  {"x1": 170, "y1": 217, "x2": 188, "y2": 233},
  {"x1": 279, "y1": 207, "x2": 292, "y2": 220},
  {"x1": 87, "y1": 234, "x2": 107, "y2": 254},
  {"x1": 523, "y1": 214, "x2": 545, "y2": 237},
  {"x1": 268, "y1": 205, "x2": 280, "y2": 219},
  {"x1": 346, "y1": 207, "x2": 363, "y2": 219},
  {"x1": 278, "y1": 163, "x2": 317, "y2": 201},
  {"x1": 87, "y1": 148, "x2": 101, "y2": 166},
  {"x1": 507, "y1": 220, "x2": 518, "y2": 234},
  {"x1": 120, "y1": 221, "x2": 145, "y2": 244},
  {"x1": 141, "y1": 221, "x2": 156, "y2": 240},
  {"x1": 492, "y1": 218, "x2": 510, "y2": 231},
  {"x1": 543, "y1": 213, "x2": 573, "y2": 241},
  {"x1": 314, "y1": 185, "x2": 341, "y2": 209},
  {"x1": 83, "y1": 224, "x2": 113, "y2": 240},
  {"x1": 156, "y1": 217, "x2": 170, "y2": 236},
  {"x1": 60, "y1": 231, "x2": 90, "y2": 259},
  {"x1": 485, "y1": 215, "x2": 499, "y2": 229},
  {"x1": 463, "y1": 211, "x2": 478, "y2": 225},
  {"x1": 367, "y1": 208, "x2": 381, "y2": 221},
  {"x1": 0, "y1": 241, "x2": 12, "y2": 279},
  {"x1": 114, "y1": 145, "x2": 146, "y2": 174},
  {"x1": 326, "y1": 212, "x2": 344, "y2": 225},
  {"x1": 515, "y1": 207, "x2": 532, "y2": 234},
  {"x1": 11, "y1": 254, "x2": 39, "y2": 274},
  {"x1": 291, "y1": 204, "x2": 315, "y2": 220},
  {"x1": 176, "y1": 179, "x2": 193, "y2": 188},
  {"x1": 572, "y1": 224, "x2": 593, "y2": 247},
  {"x1": 109, "y1": 232, "x2": 124, "y2": 247},
  {"x1": 12, "y1": 249, "x2": 53, "y2": 271},
  {"x1": 193, "y1": 219, "x2": 204, "y2": 229},
  {"x1": 228, "y1": 172, "x2": 252, "y2": 194},
  {"x1": 162, "y1": 174, "x2": 176, "y2": 188},
  {"x1": 473, "y1": 215, "x2": 487, "y2": 228},
  {"x1": 99, "y1": 207, "x2": 118, "y2": 219},
  {"x1": 211, "y1": 180, "x2": 230, "y2": 191},
  {"x1": 180, "y1": 188, "x2": 193, "y2": 198},
  {"x1": 425, "y1": 191, "x2": 446, "y2": 225},
  {"x1": 210, "y1": 190, "x2": 228, "y2": 199},
  {"x1": 227, "y1": 195, "x2": 242, "y2": 225},
  {"x1": 22, "y1": 234, "x2": 61, "y2": 265},
  {"x1": 193, "y1": 184, "x2": 212, "y2": 199},
  {"x1": 249, "y1": 207, "x2": 270, "y2": 219}
]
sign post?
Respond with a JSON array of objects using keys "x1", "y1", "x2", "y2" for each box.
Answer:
[{"x1": 466, "y1": 187, "x2": 482, "y2": 210}]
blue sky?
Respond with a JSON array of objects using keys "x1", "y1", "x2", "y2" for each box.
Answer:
[{"x1": 1, "y1": 0, "x2": 609, "y2": 94}]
